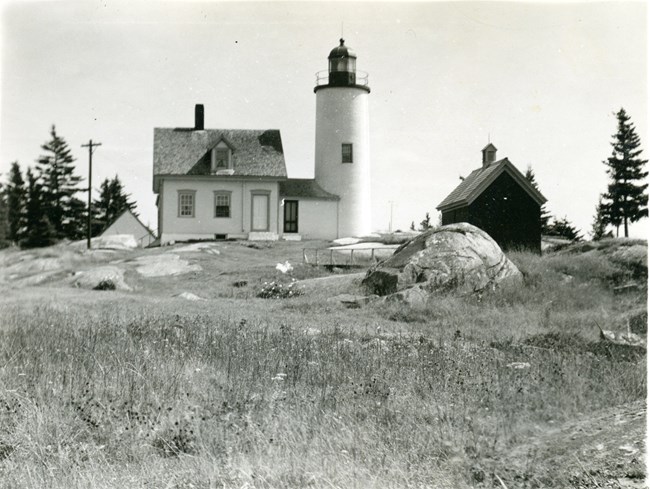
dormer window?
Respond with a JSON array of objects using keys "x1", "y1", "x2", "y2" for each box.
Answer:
[
  {"x1": 215, "y1": 149, "x2": 229, "y2": 170},
  {"x1": 210, "y1": 141, "x2": 233, "y2": 173}
]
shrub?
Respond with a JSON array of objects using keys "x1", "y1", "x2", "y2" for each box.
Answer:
[
  {"x1": 257, "y1": 278, "x2": 303, "y2": 299},
  {"x1": 93, "y1": 279, "x2": 116, "y2": 291}
]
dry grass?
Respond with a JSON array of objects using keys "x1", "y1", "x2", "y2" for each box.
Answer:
[{"x1": 0, "y1": 242, "x2": 646, "y2": 488}]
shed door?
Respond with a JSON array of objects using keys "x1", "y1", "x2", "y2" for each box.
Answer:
[
  {"x1": 251, "y1": 194, "x2": 269, "y2": 231},
  {"x1": 283, "y1": 200, "x2": 299, "y2": 233}
]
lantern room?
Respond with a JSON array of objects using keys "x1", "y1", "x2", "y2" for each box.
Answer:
[{"x1": 328, "y1": 38, "x2": 357, "y2": 86}]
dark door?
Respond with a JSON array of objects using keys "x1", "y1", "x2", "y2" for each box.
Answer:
[{"x1": 283, "y1": 200, "x2": 298, "y2": 233}]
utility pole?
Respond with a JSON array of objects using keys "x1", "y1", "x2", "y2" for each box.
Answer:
[
  {"x1": 388, "y1": 200, "x2": 394, "y2": 233},
  {"x1": 81, "y1": 139, "x2": 102, "y2": 249}
]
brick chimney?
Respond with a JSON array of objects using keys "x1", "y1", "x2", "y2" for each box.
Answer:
[
  {"x1": 194, "y1": 104, "x2": 204, "y2": 130},
  {"x1": 482, "y1": 143, "x2": 497, "y2": 168}
]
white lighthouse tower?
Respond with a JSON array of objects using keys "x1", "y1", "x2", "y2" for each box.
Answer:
[{"x1": 314, "y1": 39, "x2": 371, "y2": 238}]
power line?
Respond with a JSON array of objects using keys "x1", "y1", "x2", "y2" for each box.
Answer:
[{"x1": 81, "y1": 139, "x2": 102, "y2": 250}]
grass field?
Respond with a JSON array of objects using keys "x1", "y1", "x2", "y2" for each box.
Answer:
[{"x1": 0, "y1": 239, "x2": 646, "y2": 488}]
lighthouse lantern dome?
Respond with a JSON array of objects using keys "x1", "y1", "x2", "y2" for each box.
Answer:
[{"x1": 328, "y1": 38, "x2": 357, "y2": 74}]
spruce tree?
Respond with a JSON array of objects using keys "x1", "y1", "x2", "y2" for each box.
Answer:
[
  {"x1": 591, "y1": 195, "x2": 612, "y2": 241},
  {"x1": 0, "y1": 181, "x2": 9, "y2": 248},
  {"x1": 21, "y1": 167, "x2": 56, "y2": 248},
  {"x1": 6, "y1": 162, "x2": 27, "y2": 242},
  {"x1": 419, "y1": 212, "x2": 432, "y2": 231},
  {"x1": 36, "y1": 125, "x2": 86, "y2": 240},
  {"x1": 602, "y1": 109, "x2": 648, "y2": 237},
  {"x1": 524, "y1": 165, "x2": 551, "y2": 234},
  {"x1": 92, "y1": 175, "x2": 136, "y2": 235},
  {"x1": 547, "y1": 216, "x2": 582, "y2": 241}
]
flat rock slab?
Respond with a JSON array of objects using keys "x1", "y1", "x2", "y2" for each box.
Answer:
[
  {"x1": 134, "y1": 254, "x2": 202, "y2": 277},
  {"x1": 69, "y1": 234, "x2": 139, "y2": 251},
  {"x1": 175, "y1": 291, "x2": 205, "y2": 301},
  {"x1": 298, "y1": 273, "x2": 366, "y2": 297},
  {"x1": 173, "y1": 243, "x2": 221, "y2": 254},
  {"x1": 332, "y1": 237, "x2": 362, "y2": 246}
]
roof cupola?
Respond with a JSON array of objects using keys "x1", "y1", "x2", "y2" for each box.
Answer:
[{"x1": 482, "y1": 143, "x2": 497, "y2": 168}]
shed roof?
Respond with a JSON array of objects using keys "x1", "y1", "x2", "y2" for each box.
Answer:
[
  {"x1": 437, "y1": 158, "x2": 547, "y2": 211},
  {"x1": 279, "y1": 179, "x2": 340, "y2": 200},
  {"x1": 101, "y1": 208, "x2": 155, "y2": 236},
  {"x1": 153, "y1": 128, "x2": 287, "y2": 192}
]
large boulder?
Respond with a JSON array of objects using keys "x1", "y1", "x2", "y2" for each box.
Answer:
[{"x1": 363, "y1": 223, "x2": 522, "y2": 296}]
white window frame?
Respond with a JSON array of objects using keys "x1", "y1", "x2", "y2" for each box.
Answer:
[{"x1": 214, "y1": 191, "x2": 232, "y2": 218}]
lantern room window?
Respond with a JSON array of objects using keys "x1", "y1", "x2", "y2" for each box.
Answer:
[{"x1": 329, "y1": 57, "x2": 356, "y2": 73}]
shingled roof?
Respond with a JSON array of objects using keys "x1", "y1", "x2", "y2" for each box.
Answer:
[
  {"x1": 279, "y1": 179, "x2": 340, "y2": 200},
  {"x1": 153, "y1": 128, "x2": 287, "y2": 191},
  {"x1": 437, "y1": 158, "x2": 547, "y2": 211}
]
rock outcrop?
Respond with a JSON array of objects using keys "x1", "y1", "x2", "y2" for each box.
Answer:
[
  {"x1": 73, "y1": 266, "x2": 132, "y2": 291},
  {"x1": 363, "y1": 223, "x2": 522, "y2": 297}
]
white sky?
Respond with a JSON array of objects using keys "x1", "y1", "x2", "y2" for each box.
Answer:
[{"x1": 1, "y1": 1, "x2": 647, "y2": 238}]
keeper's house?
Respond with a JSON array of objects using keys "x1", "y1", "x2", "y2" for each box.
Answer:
[
  {"x1": 437, "y1": 144, "x2": 547, "y2": 253},
  {"x1": 153, "y1": 105, "x2": 339, "y2": 244}
]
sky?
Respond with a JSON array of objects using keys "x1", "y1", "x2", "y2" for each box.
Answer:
[{"x1": 1, "y1": 0, "x2": 648, "y2": 238}]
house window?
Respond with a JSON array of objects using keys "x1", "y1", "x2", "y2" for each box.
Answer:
[
  {"x1": 178, "y1": 191, "x2": 195, "y2": 218},
  {"x1": 342, "y1": 143, "x2": 353, "y2": 163},
  {"x1": 211, "y1": 146, "x2": 232, "y2": 173},
  {"x1": 215, "y1": 149, "x2": 229, "y2": 170},
  {"x1": 214, "y1": 192, "x2": 231, "y2": 218}
]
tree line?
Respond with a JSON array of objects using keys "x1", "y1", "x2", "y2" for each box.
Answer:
[{"x1": 0, "y1": 126, "x2": 135, "y2": 249}]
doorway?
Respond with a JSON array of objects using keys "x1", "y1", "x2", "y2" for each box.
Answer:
[
  {"x1": 283, "y1": 200, "x2": 298, "y2": 233},
  {"x1": 251, "y1": 193, "x2": 270, "y2": 231}
]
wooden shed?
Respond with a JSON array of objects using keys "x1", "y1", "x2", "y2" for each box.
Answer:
[{"x1": 436, "y1": 144, "x2": 547, "y2": 253}]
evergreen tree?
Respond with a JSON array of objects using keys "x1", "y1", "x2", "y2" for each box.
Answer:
[
  {"x1": 21, "y1": 167, "x2": 56, "y2": 248},
  {"x1": 6, "y1": 162, "x2": 27, "y2": 242},
  {"x1": 419, "y1": 212, "x2": 433, "y2": 231},
  {"x1": 92, "y1": 175, "x2": 136, "y2": 235},
  {"x1": 547, "y1": 216, "x2": 582, "y2": 241},
  {"x1": 0, "y1": 181, "x2": 9, "y2": 248},
  {"x1": 591, "y1": 195, "x2": 613, "y2": 241},
  {"x1": 36, "y1": 125, "x2": 86, "y2": 240},
  {"x1": 409, "y1": 221, "x2": 416, "y2": 232},
  {"x1": 602, "y1": 109, "x2": 648, "y2": 237},
  {"x1": 524, "y1": 165, "x2": 551, "y2": 234}
]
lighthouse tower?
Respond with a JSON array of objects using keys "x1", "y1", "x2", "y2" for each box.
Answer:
[{"x1": 314, "y1": 39, "x2": 371, "y2": 238}]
